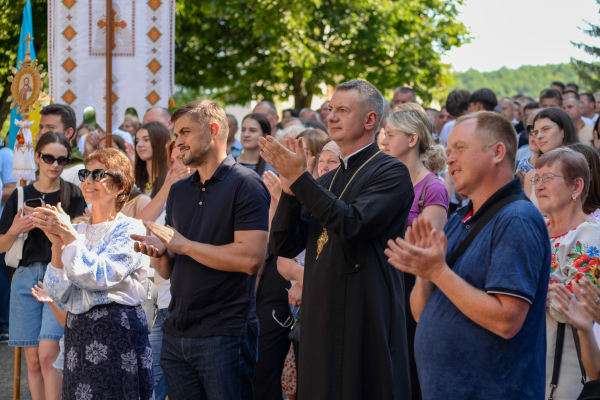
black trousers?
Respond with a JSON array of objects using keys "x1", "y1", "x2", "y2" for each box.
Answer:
[
  {"x1": 403, "y1": 272, "x2": 421, "y2": 400},
  {"x1": 253, "y1": 254, "x2": 293, "y2": 400}
]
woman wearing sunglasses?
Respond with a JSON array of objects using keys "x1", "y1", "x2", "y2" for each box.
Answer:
[
  {"x1": 33, "y1": 148, "x2": 153, "y2": 400},
  {"x1": 0, "y1": 131, "x2": 85, "y2": 400}
]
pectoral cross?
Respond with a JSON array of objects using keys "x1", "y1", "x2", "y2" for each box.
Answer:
[
  {"x1": 23, "y1": 33, "x2": 34, "y2": 54},
  {"x1": 97, "y1": 9, "x2": 127, "y2": 50}
]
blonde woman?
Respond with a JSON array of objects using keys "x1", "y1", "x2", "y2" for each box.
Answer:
[{"x1": 380, "y1": 108, "x2": 450, "y2": 399}]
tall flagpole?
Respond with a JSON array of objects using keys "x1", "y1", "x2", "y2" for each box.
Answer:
[{"x1": 105, "y1": 0, "x2": 112, "y2": 148}]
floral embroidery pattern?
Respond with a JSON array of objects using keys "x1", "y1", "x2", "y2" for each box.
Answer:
[
  {"x1": 120, "y1": 312, "x2": 130, "y2": 329},
  {"x1": 551, "y1": 240, "x2": 600, "y2": 294},
  {"x1": 140, "y1": 347, "x2": 153, "y2": 370},
  {"x1": 121, "y1": 350, "x2": 138, "y2": 373},
  {"x1": 85, "y1": 341, "x2": 108, "y2": 365},
  {"x1": 136, "y1": 306, "x2": 147, "y2": 326},
  {"x1": 87, "y1": 308, "x2": 108, "y2": 321},
  {"x1": 67, "y1": 347, "x2": 77, "y2": 371},
  {"x1": 75, "y1": 383, "x2": 93, "y2": 400},
  {"x1": 67, "y1": 313, "x2": 74, "y2": 329}
]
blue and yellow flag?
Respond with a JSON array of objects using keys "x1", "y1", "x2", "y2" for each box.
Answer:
[{"x1": 8, "y1": 0, "x2": 40, "y2": 150}]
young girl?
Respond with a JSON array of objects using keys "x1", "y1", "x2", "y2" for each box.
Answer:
[
  {"x1": 0, "y1": 132, "x2": 86, "y2": 400},
  {"x1": 134, "y1": 121, "x2": 171, "y2": 198},
  {"x1": 236, "y1": 113, "x2": 278, "y2": 178}
]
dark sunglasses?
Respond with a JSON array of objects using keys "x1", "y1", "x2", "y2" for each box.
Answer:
[
  {"x1": 38, "y1": 153, "x2": 70, "y2": 167},
  {"x1": 78, "y1": 169, "x2": 114, "y2": 182}
]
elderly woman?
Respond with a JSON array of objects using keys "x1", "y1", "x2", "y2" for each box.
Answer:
[
  {"x1": 536, "y1": 147, "x2": 600, "y2": 399},
  {"x1": 33, "y1": 148, "x2": 153, "y2": 400}
]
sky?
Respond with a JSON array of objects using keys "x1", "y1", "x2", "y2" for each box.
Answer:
[{"x1": 442, "y1": 0, "x2": 600, "y2": 72}]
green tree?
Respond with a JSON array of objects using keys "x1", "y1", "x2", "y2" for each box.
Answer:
[
  {"x1": 451, "y1": 63, "x2": 580, "y2": 99},
  {"x1": 571, "y1": 0, "x2": 600, "y2": 93},
  {"x1": 0, "y1": 0, "x2": 47, "y2": 135},
  {"x1": 175, "y1": 0, "x2": 469, "y2": 109}
]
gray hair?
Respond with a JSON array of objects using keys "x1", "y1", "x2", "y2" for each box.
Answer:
[
  {"x1": 275, "y1": 124, "x2": 307, "y2": 143},
  {"x1": 255, "y1": 101, "x2": 277, "y2": 117},
  {"x1": 225, "y1": 113, "x2": 238, "y2": 127},
  {"x1": 393, "y1": 87, "x2": 417, "y2": 103},
  {"x1": 336, "y1": 80, "x2": 385, "y2": 133}
]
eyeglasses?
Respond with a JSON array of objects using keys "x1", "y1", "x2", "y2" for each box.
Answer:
[
  {"x1": 78, "y1": 169, "x2": 114, "y2": 182},
  {"x1": 272, "y1": 307, "x2": 299, "y2": 328},
  {"x1": 38, "y1": 153, "x2": 70, "y2": 166},
  {"x1": 531, "y1": 173, "x2": 573, "y2": 185}
]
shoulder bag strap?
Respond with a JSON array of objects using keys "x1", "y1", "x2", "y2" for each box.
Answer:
[
  {"x1": 549, "y1": 322, "x2": 566, "y2": 400},
  {"x1": 17, "y1": 187, "x2": 27, "y2": 240},
  {"x1": 418, "y1": 176, "x2": 437, "y2": 214},
  {"x1": 446, "y1": 194, "x2": 529, "y2": 269},
  {"x1": 571, "y1": 325, "x2": 588, "y2": 385},
  {"x1": 255, "y1": 156, "x2": 267, "y2": 178}
]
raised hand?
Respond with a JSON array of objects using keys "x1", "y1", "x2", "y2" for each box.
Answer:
[
  {"x1": 551, "y1": 282, "x2": 594, "y2": 332},
  {"x1": 131, "y1": 232, "x2": 168, "y2": 258},
  {"x1": 32, "y1": 281, "x2": 53, "y2": 303},
  {"x1": 163, "y1": 164, "x2": 192, "y2": 190},
  {"x1": 258, "y1": 136, "x2": 307, "y2": 183},
  {"x1": 384, "y1": 225, "x2": 449, "y2": 283},
  {"x1": 141, "y1": 221, "x2": 189, "y2": 256},
  {"x1": 263, "y1": 171, "x2": 283, "y2": 200},
  {"x1": 577, "y1": 277, "x2": 600, "y2": 325},
  {"x1": 31, "y1": 203, "x2": 77, "y2": 245},
  {"x1": 7, "y1": 208, "x2": 35, "y2": 235}
]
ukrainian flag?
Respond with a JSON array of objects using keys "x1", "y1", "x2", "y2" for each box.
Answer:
[{"x1": 8, "y1": 0, "x2": 41, "y2": 150}]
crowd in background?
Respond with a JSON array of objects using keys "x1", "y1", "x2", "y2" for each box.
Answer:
[{"x1": 0, "y1": 77, "x2": 600, "y2": 400}]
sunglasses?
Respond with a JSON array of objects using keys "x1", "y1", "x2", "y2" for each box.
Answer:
[
  {"x1": 38, "y1": 153, "x2": 70, "y2": 167},
  {"x1": 78, "y1": 169, "x2": 114, "y2": 182}
]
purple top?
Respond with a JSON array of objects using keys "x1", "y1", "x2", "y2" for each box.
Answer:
[{"x1": 408, "y1": 172, "x2": 450, "y2": 226}]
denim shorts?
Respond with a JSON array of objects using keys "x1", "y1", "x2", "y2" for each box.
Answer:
[{"x1": 9, "y1": 262, "x2": 64, "y2": 346}]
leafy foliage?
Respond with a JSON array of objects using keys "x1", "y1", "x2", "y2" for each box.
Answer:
[
  {"x1": 451, "y1": 63, "x2": 581, "y2": 99},
  {"x1": 571, "y1": 0, "x2": 600, "y2": 93},
  {"x1": 175, "y1": 0, "x2": 469, "y2": 109}
]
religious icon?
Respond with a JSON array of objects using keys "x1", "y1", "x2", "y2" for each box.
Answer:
[
  {"x1": 19, "y1": 75, "x2": 33, "y2": 100},
  {"x1": 90, "y1": 0, "x2": 134, "y2": 56}
]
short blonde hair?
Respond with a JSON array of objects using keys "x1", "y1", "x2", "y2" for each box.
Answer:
[
  {"x1": 386, "y1": 109, "x2": 447, "y2": 174},
  {"x1": 275, "y1": 124, "x2": 306, "y2": 143},
  {"x1": 392, "y1": 102, "x2": 426, "y2": 113}
]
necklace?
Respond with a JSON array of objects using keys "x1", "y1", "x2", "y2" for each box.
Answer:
[
  {"x1": 145, "y1": 179, "x2": 155, "y2": 192},
  {"x1": 316, "y1": 150, "x2": 381, "y2": 260},
  {"x1": 85, "y1": 213, "x2": 121, "y2": 243},
  {"x1": 411, "y1": 165, "x2": 425, "y2": 186}
]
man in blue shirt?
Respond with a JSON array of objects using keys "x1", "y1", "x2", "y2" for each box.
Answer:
[
  {"x1": 386, "y1": 111, "x2": 550, "y2": 399},
  {"x1": 132, "y1": 100, "x2": 270, "y2": 399},
  {"x1": 226, "y1": 114, "x2": 243, "y2": 158}
]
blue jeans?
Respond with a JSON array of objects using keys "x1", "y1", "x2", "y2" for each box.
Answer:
[
  {"x1": 149, "y1": 308, "x2": 169, "y2": 400},
  {"x1": 161, "y1": 329, "x2": 258, "y2": 400},
  {"x1": 9, "y1": 263, "x2": 64, "y2": 346},
  {"x1": 0, "y1": 255, "x2": 9, "y2": 332}
]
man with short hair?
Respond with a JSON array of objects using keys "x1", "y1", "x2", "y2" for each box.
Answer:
[
  {"x1": 225, "y1": 114, "x2": 243, "y2": 158},
  {"x1": 468, "y1": 88, "x2": 498, "y2": 112},
  {"x1": 261, "y1": 80, "x2": 413, "y2": 399},
  {"x1": 319, "y1": 101, "x2": 330, "y2": 122},
  {"x1": 392, "y1": 86, "x2": 418, "y2": 108},
  {"x1": 539, "y1": 88, "x2": 563, "y2": 108},
  {"x1": 299, "y1": 108, "x2": 318, "y2": 121},
  {"x1": 440, "y1": 89, "x2": 471, "y2": 147},
  {"x1": 563, "y1": 98, "x2": 594, "y2": 145},
  {"x1": 439, "y1": 105, "x2": 454, "y2": 131},
  {"x1": 386, "y1": 111, "x2": 550, "y2": 400},
  {"x1": 581, "y1": 93, "x2": 598, "y2": 123},
  {"x1": 425, "y1": 108, "x2": 441, "y2": 135},
  {"x1": 253, "y1": 101, "x2": 279, "y2": 135},
  {"x1": 566, "y1": 82, "x2": 579, "y2": 92},
  {"x1": 551, "y1": 81, "x2": 565, "y2": 92},
  {"x1": 132, "y1": 100, "x2": 270, "y2": 399},
  {"x1": 39, "y1": 104, "x2": 84, "y2": 186},
  {"x1": 143, "y1": 107, "x2": 174, "y2": 131}
]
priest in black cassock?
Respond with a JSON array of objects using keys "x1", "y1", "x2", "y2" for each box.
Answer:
[{"x1": 258, "y1": 80, "x2": 414, "y2": 400}]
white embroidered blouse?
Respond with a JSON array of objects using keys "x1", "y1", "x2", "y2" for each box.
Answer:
[{"x1": 43, "y1": 215, "x2": 150, "y2": 314}]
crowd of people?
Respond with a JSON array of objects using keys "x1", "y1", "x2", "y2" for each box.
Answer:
[{"x1": 0, "y1": 77, "x2": 600, "y2": 400}]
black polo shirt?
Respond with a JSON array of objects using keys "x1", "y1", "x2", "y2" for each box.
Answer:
[{"x1": 162, "y1": 154, "x2": 270, "y2": 338}]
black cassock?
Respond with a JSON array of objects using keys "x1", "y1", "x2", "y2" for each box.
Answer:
[{"x1": 270, "y1": 143, "x2": 414, "y2": 400}]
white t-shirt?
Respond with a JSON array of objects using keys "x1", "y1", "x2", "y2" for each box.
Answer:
[{"x1": 153, "y1": 208, "x2": 171, "y2": 310}]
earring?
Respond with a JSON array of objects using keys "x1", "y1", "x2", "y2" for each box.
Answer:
[{"x1": 573, "y1": 196, "x2": 577, "y2": 201}]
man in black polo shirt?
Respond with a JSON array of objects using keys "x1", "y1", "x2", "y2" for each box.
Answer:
[{"x1": 131, "y1": 100, "x2": 270, "y2": 399}]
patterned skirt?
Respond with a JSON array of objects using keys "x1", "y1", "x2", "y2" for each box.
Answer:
[{"x1": 62, "y1": 303, "x2": 154, "y2": 400}]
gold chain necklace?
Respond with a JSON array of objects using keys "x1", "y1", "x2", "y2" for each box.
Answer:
[{"x1": 316, "y1": 150, "x2": 381, "y2": 260}]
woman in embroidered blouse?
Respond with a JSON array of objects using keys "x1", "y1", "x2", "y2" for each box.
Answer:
[
  {"x1": 34, "y1": 148, "x2": 153, "y2": 400},
  {"x1": 536, "y1": 147, "x2": 600, "y2": 400}
]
